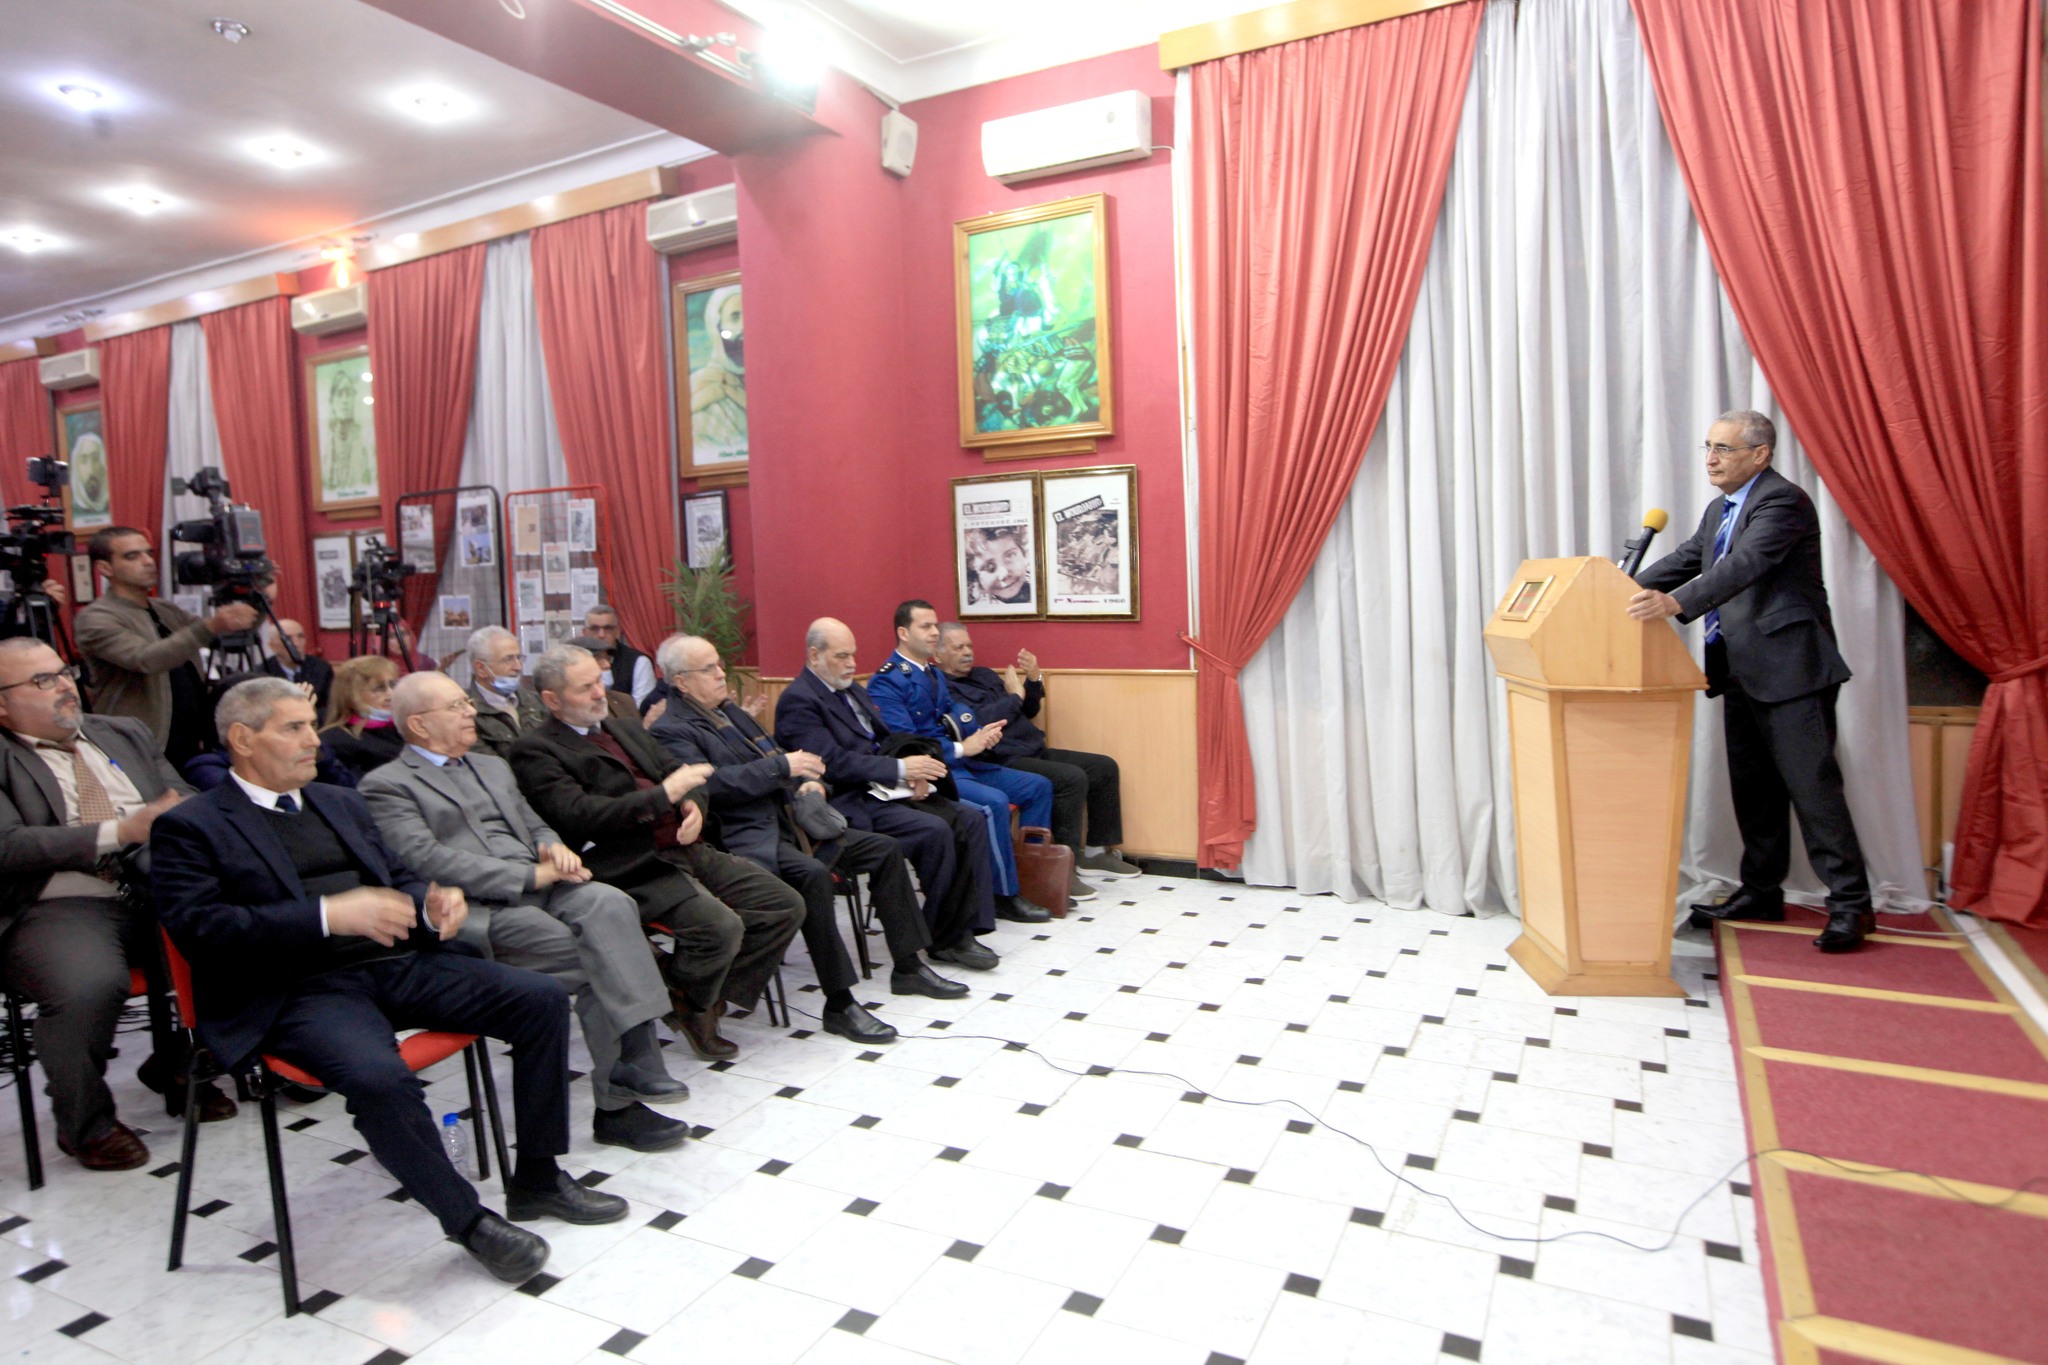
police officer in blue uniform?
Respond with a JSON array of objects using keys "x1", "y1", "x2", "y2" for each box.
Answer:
[{"x1": 869, "y1": 601, "x2": 1053, "y2": 923}]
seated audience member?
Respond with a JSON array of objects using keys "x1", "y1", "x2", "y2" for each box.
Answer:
[
  {"x1": 774, "y1": 618, "x2": 1000, "y2": 974},
  {"x1": 650, "y1": 635, "x2": 977, "y2": 1036},
  {"x1": 74, "y1": 526, "x2": 258, "y2": 769},
  {"x1": 322, "y1": 655, "x2": 405, "y2": 781},
  {"x1": 360, "y1": 672, "x2": 691, "y2": 1152},
  {"x1": 936, "y1": 627, "x2": 1140, "y2": 897},
  {"x1": 185, "y1": 670, "x2": 357, "y2": 791},
  {"x1": 870, "y1": 600, "x2": 1052, "y2": 923},
  {"x1": 150, "y1": 678, "x2": 621, "y2": 1283},
  {"x1": 381, "y1": 620, "x2": 439, "y2": 674},
  {"x1": 582, "y1": 606, "x2": 656, "y2": 708},
  {"x1": 0, "y1": 639, "x2": 232, "y2": 1173},
  {"x1": 509, "y1": 645, "x2": 803, "y2": 1060},
  {"x1": 567, "y1": 635, "x2": 644, "y2": 725},
  {"x1": 465, "y1": 626, "x2": 547, "y2": 758},
  {"x1": 260, "y1": 618, "x2": 334, "y2": 715}
]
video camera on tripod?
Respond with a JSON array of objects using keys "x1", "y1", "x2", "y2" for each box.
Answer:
[
  {"x1": 349, "y1": 535, "x2": 418, "y2": 660},
  {"x1": 2, "y1": 457, "x2": 78, "y2": 646},
  {"x1": 170, "y1": 466, "x2": 285, "y2": 672}
]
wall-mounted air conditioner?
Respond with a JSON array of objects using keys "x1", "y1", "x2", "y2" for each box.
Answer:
[
  {"x1": 38, "y1": 348, "x2": 100, "y2": 390},
  {"x1": 647, "y1": 184, "x2": 739, "y2": 255},
  {"x1": 291, "y1": 282, "x2": 369, "y2": 336},
  {"x1": 981, "y1": 90, "x2": 1152, "y2": 184}
]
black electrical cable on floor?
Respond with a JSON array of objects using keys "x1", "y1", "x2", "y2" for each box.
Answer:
[{"x1": 781, "y1": 1001, "x2": 2048, "y2": 1255}]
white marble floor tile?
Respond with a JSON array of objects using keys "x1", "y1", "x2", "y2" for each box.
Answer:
[
  {"x1": 1247, "y1": 1291, "x2": 1446, "y2": 1365},
  {"x1": 971, "y1": 1195, "x2": 1156, "y2": 1297},
  {"x1": 1320, "y1": 1225, "x2": 1497, "y2": 1337},
  {"x1": 191, "y1": 1305, "x2": 389, "y2": 1365},
  {"x1": 867, "y1": 1157, "x2": 1041, "y2": 1244},
  {"x1": 863, "y1": 1256, "x2": 1070, "y2": 1365},
  {"x1": 1480, "y1": 1274, "x2": 1676, "y2": 1365},
  {"x1": 1179, "y1": 1179, "x2": 1353, "y2": 1277},
  {"x1": 778, "y1": 1125, "x2": 947, "y2": 1200},
  {"x1": 1016, "y1": 1309, "x2": 1212, "y2": 1365},
  {"x1": 629, "y1": 1274, "x2": 844, "y2": 1365},
  {"x1": 672, "y1": 1171, "x2": 854, "y2": 1261},
  {"x1": 539, "y1": 1224, "x2": 739, "y2": 1333},
  {"x1": 761, "y1": 1210, "x2": 951, "y2": 1313},
  {"x1": 1093, "y1": 1240, "x2": 1288, "y2": 1358},
  {"x1": 1061, "y1": 1145, "x2": 1227, "y2": 1229}
]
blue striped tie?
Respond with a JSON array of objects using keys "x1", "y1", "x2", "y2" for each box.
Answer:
[{"x1": 1702, "y1": 502, "x2": 1739, "y2": 644}]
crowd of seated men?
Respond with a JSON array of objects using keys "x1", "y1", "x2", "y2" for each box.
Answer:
[{"x1": 1, "y1": 534, "x2": 1141, "y2": 1283}]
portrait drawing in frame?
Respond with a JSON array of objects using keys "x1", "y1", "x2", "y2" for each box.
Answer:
[{"x1": 305, "y1": 346, "x2": 379, "y2": 516}]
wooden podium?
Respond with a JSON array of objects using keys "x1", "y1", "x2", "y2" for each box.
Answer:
[{"x1": 1484, "y1": 557, "x2": 1706, "y2": 997}]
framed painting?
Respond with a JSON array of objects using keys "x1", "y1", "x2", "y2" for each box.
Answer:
[
  {"x1": 952, "y1": 472, "x2": 1042, "y2": 620},
  {"x1": 55, "y1": 399, "x2": 111, "y2": 531},
  {"x1": 955, "y1": 192, "x2": 1113, "y2": 450},
  {"x1": 312, "y1": 535, "x2": 353, "y2": 630},
  {"x1": 683, "y1": 489, "x2": 729, "y2": 569},
  {"x1": 1039, "y1": 464, "x2": 1138, "y2": 620},
  {"x1": 673, "y1": 270, "x2": 747, "y2": 480},
  {"x1": 305, "y1": 345, "x2": 379, "y2": 516}
]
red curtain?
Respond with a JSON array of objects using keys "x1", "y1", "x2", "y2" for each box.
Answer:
[
  {"x1": 0, "y1": 357, "x2": 49, "y2": 509},
  {"x1": 202, "y1": 298, "x2": 315, "y2": 628},
  {"x1": 1632, "y1": 0, "x2": 2048, "y2": 925},
  {"x1": 531, "y1": 203, "x2": 674, "y2": 652},
  {"x1": 98, "y1": 328, "x2": 172, "y2": 551},
  {"x1": 1185, "y1": 6, "x2": 1484, "y2": 869},
  {"x1": 366, "y1": 245, "x2": 486, "y2": 630}
]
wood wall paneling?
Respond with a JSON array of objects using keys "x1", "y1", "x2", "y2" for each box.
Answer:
[
  {"x1": 1907, "y1": 706, "x2": 1979, "y2": 897},
  {"x1": 85, "y1": 273, "x2": 302, "y2": 342},
  {"x1": 1159, "y1": 0, "x2": 1477, "y2": 69}
]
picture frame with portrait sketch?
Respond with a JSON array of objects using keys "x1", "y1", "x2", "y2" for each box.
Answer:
[
  {"x1": 55, "y1": 399, "x2": 110, "y2": 531},
  {"x1": 952, "y1": 472, "x2": 1042, "y2": 621},
  {"x1": 673, "y1": 270, "x2": 747, "y2": 482},
  {"x1": 1039, "y1": 464, "x2": 1138, "y2": 620},
  {"x1": 305, "y1": 345, "x2": 380, "y2": 517}
]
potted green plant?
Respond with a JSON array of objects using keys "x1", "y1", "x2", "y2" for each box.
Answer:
[{"x1": 661, "y1": 540, "x2": 750, "y2": 694}]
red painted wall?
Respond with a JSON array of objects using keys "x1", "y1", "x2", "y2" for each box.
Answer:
[{"x1": 736, "y1": 45, "x2": 1187, "y2": 676}]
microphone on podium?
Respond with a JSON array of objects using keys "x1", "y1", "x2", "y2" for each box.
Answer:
[{"x1": 1618, "y1": 508, "x2": 1669, "y2": 579}]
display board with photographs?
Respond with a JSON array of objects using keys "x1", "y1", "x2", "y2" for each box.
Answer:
[
  {"x1": 951, "y1": 473, "x2": 1041, "y2": 620},
  {"x1": 1039, "y1": 464, "x2": 1138, "y2": 619},
  {"x1": 506, "y1": 486, "x2": 607, "y2": 667},
  {"x1": 673, "y1": 270, "x2": 747, "y2": 480},
  {"x1": 305, "y1": 346, "x2": 379, "y2": 516},
  {"x1": 393, "y1": 485, "x2": 507, "y2": 669}
]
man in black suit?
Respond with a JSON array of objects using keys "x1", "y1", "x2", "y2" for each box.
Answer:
[
  {"x1": 260, "y1": 619, "x2": 334, "y2": 716},
  {"x1": 508, "y1": 645, "x2": 803, "y2": 1061},
  {"x1": 150, "y1": 677, "x2": 623, "y2": 1284},
  {"x1": 774, "y1": 618, "x2": 999, "y2": 974},
  {"x1": 0, "y1": 638, "x2": 230, "y2": 1172},
  {"x1": 1629, "y1": 410, "x2": 1874, "y2": 952},
  {"x1": 649, "y1": 635, "x2": 976, "y2": 1040}
]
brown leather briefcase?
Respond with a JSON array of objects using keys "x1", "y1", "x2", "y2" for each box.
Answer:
[{"x1": 1014, "y1": 826, "x2": 1074, "y2": 919}]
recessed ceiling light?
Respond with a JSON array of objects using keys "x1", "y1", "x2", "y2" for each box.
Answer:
[
  {"x1": 246, "y1": 135, "x2": 320, "y2": 169},
  {"x1": 108, "y1": 187, "x2": 169, "y2": 215},
  {"x1": 212, "y1": 18, "x2": 250, "y2": 43},
  {"x1": 54, "y1": 83, "x2": 106, "y2": 111},
  {"x1": 390, "y1": 83, "x2": 477, "y2": 125},
  {"x1": 3, "y1": 228, "x2": 58, "y2": 254}
]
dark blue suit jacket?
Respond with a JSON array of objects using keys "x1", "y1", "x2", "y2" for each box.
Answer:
[
  {"x1": 150, "y1": 778, "x2": 438, "y2": 1070},
  {"x1": 650, "y1": 699, "x2": 794, "y2": 871},
  {"x1": 773, "y1": 668, "x2": 915, "y2": 826}
]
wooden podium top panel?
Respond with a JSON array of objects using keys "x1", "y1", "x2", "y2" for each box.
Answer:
[{"x1": 1484, "y1": 556, "x2": 1706, "y2": 691}]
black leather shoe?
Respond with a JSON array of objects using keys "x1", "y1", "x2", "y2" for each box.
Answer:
[
  {"x1": 929, "y1": 940, "x2": 998, "y2": 971},
  {"x1": 674, "y1": 1005, "x2": 739, "y2": 1061},
  {"x1": 995, "y1": 895, "x2": 1051, "y2": 923},
  {"x1": 461, "y1": 1211, "x2": 550, "y2": 1282},
  {"x1": 823, "y1": 1002, "x2": 899, "y2": 1043},
  {"x1": 891, "y1": 963, "x2": 971, "y2": 999},
  {"x1": 594, "y1": 1102, "x2": 692, "y2": 1152},
  {"x1": 1813, "y1": 909, "x2": 1875, "y2": 954},
  {"x1": 58, "y1": 1120, "x2": 150, "y2": 1172},
  {"x1": 609, "y1": 1059, "x2": 690, "y2": 1104},
  {"x1": 1687, "y1": 886, "x2": 1785, "y2": 931},
  {"x1": 506, "y1": 1171, "x2": 630, "y2": 1225}
]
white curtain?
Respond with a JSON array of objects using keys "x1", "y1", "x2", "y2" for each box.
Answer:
[
  {"x1": 1237, "y1": 0, "x2": 1925, "y2": 917},
  {"x1": 163, "y1": 320, "x2": 221, "y2": 601}
]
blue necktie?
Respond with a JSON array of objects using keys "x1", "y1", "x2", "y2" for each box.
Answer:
[
  {"x1": 1702, "y1": 501, "x2": 1739, "y2": 644},
  {"x1": 276, "y1": 793, "x2": 299, "y2": 815}
]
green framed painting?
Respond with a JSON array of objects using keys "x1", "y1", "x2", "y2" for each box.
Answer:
[
  {"x1": 955, "y1": 192, "x2": 1113, "y2": 450},
  {"x1": 673, "y1": 270, "x2": 747, "y2": 480},
  {"x1": 55, "y1": 399, "x2": 110, "y2": 531},
  {"x1": 305, "y1": 345, "x2": 379, "y2": 517}
]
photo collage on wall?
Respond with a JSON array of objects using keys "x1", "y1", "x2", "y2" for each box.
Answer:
[
  {"x1": 950, "y1": 465, "x2": 1138, "y2": 622},
  {"x1": 507, "y1": 489, "x2": 603, "y2": 663}
]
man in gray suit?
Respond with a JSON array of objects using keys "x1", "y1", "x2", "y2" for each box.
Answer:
[
  {"x1": 0, "y1": 638, "x2": 232, "y2": 1170},
  {"x1": 465, "y1": 625, "x2": 548, "y2": 759},
  {"x1": 359, "y1": 670, "x2": 691, "y2": 1152}
]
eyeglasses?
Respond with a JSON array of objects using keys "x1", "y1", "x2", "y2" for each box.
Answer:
[
  {"x1": 0, "y1": 664, "x2": 80, "y2": 693},
  {"x1": 427, "y1": 696, "x2": 478, "y2": 715},
  {"x1": 675, "y1": 662, "x2": 726, "y2": 677},
  {"x1": 1700, "y1": 442, "x2": 1761, "y2": 456}
]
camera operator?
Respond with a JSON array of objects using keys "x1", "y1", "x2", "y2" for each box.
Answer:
[{"x1": 74, "y1": 528, "x2": 256, "y2": 768}]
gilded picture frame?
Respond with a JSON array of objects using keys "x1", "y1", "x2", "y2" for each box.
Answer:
[
  {"x1": 55, "y1": 399, "x2": 110, "y2": 532},
  {"x1": 673, "y1": 270, "x2": 748, "y2": 482},
  {"x1": 305, "y1": 345, "x2": 380, "y2": 517}
]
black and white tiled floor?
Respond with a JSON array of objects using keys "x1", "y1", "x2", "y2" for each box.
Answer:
[{"x1": 4, "y1": 879, "x2": 1770, "y2": 1363}]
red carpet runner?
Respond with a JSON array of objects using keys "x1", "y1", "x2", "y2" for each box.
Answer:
[{"x1": 1716, "y1": 907, "x2": 2048, "y2": 1364}]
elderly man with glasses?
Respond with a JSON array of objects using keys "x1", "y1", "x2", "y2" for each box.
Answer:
[{"x1": 464, "y1": 625, "x2": 548, "y2": 758}]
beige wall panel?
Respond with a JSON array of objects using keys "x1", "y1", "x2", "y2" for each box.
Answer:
[
  {"x1": 1509, "y1": 688, "x2": 1567, "y2": 956},
  {"x1": 1566, "y1": 697, "x2": 1683, "y2": 964}
]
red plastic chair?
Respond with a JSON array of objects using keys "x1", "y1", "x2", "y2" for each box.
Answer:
[
  {"x1": 6, "y1": 966, "x2": 154, "y2": 1191},
  {"x1": 159, "y1": 930, "x2": 510, "y2": 1316}
]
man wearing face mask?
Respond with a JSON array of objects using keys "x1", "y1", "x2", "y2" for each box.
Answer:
[{"x1": 466, "y1": 626, "x2": 547, "y2": 759}]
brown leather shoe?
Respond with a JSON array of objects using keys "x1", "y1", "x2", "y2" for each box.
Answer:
[
  {"x1": 195, "y1": 1081, "x2": 238, "y2": 1124},
  {"x1": 676, "y1": 1005, "x2": 738, "y2": 1061},
  {"x1": 58, "y1": 1120, "x2": 150, "y2": 1172}
]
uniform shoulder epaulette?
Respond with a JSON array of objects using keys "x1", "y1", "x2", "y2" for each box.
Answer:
[{"x1": 874, "y1": 659, "x2": 901, "y2": 676}]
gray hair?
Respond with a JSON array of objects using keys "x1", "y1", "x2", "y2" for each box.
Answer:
[
  {"x1": 467, "y1": 625, "x2": 517, "y2": 676},
  {"x1": 390, "y1": 670, "x2": 459, "y2": 734},
  {"x1": 938, "y1": 621, "x2": 968, "y2": 641},
  {"x1": 804, "y1": 621, "x2": 831, "y2": 653},
  {"x1": 531, "y1": 644, "x2": 593, "y2": 696},
  {"x1": 1716, "y1": 409, "x2": 1777, "y2": 454},
  {"x1": 215, "y1": 677, "x2": 307, "y2": 740},
  {"x1": 656, "y1": 633, "x2": 711, "y2": 678}
]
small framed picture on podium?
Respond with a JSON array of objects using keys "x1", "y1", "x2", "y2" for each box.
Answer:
[
  {"x1": 952, "y1": 473, "x2": 1042, "y2": 620},
  {"x1": 1039, "y1": 464, "x2": 1137, "y2": 620}
]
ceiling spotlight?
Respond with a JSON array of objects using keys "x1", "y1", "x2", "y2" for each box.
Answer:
[
  {"x1": 54, "y1": 83, "x2": 106, "y2": 111},
  {"x1": 390, "y1": 83, "x2": 477, "y2": 124},
  {"x1": 247, "y1": 135, "x2": 319, "y2": 168},
  {"x1": 109, "y1": 187, "x2": 168, "y2": 215},
  {"x1": 212, "y1": 18, "x2": 250, "y2": 42},
  {"x1": 3, "y1": 228, "x2": 56, "y2": 254}
]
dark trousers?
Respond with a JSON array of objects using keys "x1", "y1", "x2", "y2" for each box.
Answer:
[
  {"x1": 262, "y1": 953, "x2": 571, "y2": 1236},
  {"x1": 768, "y1": 828, "x2": 949, "y2": 991},
  {"x1": 1721, "y1": 680, "x2": 1872, "y2": 912},
  {"x1": 862, "y1": 795, "x2": 994, "y2": 938},
  {"x1": 1009, "y1": 748, "x2": 1124, "y2": 854},
  {"x1": 653, "y1": 845, "x2": 804, "y2": 1011}
]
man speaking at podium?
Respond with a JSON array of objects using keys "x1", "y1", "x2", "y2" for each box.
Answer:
[{"x1": 1625, "y1": 410, "x2": 1874, "y2": 954}]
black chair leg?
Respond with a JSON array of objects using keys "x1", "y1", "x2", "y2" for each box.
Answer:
[
  {"x1": 472, "y1": 1041, "x2": 512, "y2": 1189},
  {"x1": 258, "y1": 1079, "x2": 301, "y2": 1316},
  {"x1": 166, "y1": 1066, "x2": 203, "y2": 1270},
  {"x1": 461, "y1": 1046, "x2": 491, "y2": 1182},
  {"x1": 840, "y1": 880, "x2": 873, "y2": 980},
  {"x1": 764, "y1": 968, "x2": 788, "y2": 1029},
  {"x1": 6, "y1": 992, "x2": 42, "y2": 1191}
]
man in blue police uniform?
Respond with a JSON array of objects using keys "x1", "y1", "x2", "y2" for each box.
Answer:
[{"x1": 868, "y1": 601, "x2": 1052, "y2": 923}]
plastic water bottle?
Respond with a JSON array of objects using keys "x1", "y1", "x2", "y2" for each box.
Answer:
[{"x1": 440, "y1": 1112, "x2": 469, "y2": 1174}]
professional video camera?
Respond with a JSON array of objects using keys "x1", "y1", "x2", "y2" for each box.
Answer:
[
  {"x1": 2, "y1": 458, "x2": 79, "y2": 646},
  {"x1": 348, "y1": 534, "x2": 418, "y2": 660},
  {"x1": 170, "y1": 466, "x2": 274, "y2": 599}
]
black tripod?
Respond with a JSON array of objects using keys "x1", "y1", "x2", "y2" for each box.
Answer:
[{"x1": 203, "y1": 586, "x2": 295, "y2": 682}]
